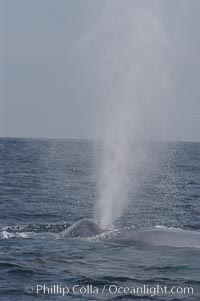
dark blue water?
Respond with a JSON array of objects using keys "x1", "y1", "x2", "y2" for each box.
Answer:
[{"x1": 0, "y1": 138, "x2": 199, "y2": 300}]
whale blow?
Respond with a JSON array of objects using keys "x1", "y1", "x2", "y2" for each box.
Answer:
[{"x1": 60, "y1": 218, "x2": 103, "y2": 238}]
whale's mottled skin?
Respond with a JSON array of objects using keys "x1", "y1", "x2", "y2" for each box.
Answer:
[{"x1": 60, "y1": 218, "x2": 103, "y2": 238}]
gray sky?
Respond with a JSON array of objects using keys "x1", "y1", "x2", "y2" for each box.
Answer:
[{"x1": 0, "y1": 0, "x2": 200, "y2": 141}]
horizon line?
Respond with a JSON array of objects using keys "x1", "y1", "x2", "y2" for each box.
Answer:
[{"x1": 0, "y1": 136, "x2": 199, "y2": 143}]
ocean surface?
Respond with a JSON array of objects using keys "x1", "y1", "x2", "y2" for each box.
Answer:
[{"x1": 0, "y1": 138, "x2": 199, "y2": 301}]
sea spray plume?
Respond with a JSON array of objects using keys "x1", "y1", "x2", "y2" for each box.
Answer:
[
  {"x1": 89, "y1": 0, "x2": 174, "y2": 229},
  {"x1": 97, "y1": 109, "x2": 132, "y2": 229}
]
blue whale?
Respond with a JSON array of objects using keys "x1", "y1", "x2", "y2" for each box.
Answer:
[
  {"x1": 1, "y1": 218, "x2": 200, "y2": 249},
  {"x1": 61, "y1": 218, "x2": 200, "y2": 249}
]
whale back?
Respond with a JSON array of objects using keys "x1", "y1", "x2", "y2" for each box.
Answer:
[
  {"x1": 60, "y1": 218, "x2": 102, "y2": 238},
  {"x1": 60, "y1": 219, "x2": 200, "y2": 249},
  {"x1": 115, "y1": 228, "x2": 200, "y2": 248}
]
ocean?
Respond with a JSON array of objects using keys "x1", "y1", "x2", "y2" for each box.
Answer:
[{"x1": 0, "y1": 138, "x2": 199, "y2": 300}]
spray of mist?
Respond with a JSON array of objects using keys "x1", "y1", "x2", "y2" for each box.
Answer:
[{"x1": 85, "y1": 0, "x2": 174, "y2": 229}]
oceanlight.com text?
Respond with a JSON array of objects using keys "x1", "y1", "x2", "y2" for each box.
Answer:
[{"x1": 25, "y1": 283, "x2": 194, "y2": 297}]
